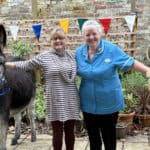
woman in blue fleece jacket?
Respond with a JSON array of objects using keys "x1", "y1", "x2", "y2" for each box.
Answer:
[{"x1": 75, "y1": 19, "x2": 150, "y2": 150}]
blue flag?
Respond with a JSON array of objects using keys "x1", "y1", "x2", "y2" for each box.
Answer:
[{"x1": 32, "y1": 23, "x2": 42, "y2": 40}]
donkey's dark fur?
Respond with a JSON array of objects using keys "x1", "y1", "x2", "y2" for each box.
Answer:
[{"x1": 0, "y1": 24, "x2": 36, "y2": 150}]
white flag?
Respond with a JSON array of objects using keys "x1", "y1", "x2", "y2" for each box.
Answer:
[
  {"x1": 124, "y1": 15, "x2": 136, "y2": 32},
  {"x1": 9, "y1": 25, "x2": 19, "y2": 41}
]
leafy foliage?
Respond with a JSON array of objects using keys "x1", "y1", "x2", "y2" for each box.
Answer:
[
  {"x1": 122, "y1": 72, "x2": 147, "y2": 90},
  {"x1": 35, "y1": 83, "x2": 46, "y2": 119},
  {"x1": 121, "y1": 71, "x2": 150, "y2": 115},
  {"x1": 76, "y1": 75, "x2": 81, "y2": 90},
  {"x1": 10, "y1": 41, "x2": 33, "y2": 57}
]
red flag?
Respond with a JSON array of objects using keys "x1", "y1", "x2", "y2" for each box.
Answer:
[{"x1": 99, "y1": 18, "x2": 111, "y2": 34}]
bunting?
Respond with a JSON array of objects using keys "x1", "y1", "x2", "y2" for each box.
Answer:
[
  {"x1": 99, "y1": 18, "x2": 111, "y2": 34},
  {"x1": 32, "y1": 23, "x2": 42, "y2": 40},
  {"x1": 59, "y1": 18, "x2": 69, "y2": 33},
  {"x1": 9, "y1": 25, "x2": 19, "y2": 41},
  {"x1": 124, "y1": 15, "x2": 136, "y2": 32},
  {"x1": 77, "y1": 18, "x2": 88, "y2": 31}
]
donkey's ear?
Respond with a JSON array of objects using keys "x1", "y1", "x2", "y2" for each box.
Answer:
[{"x1": 0, "y1": 24, "x2": 7, "y2": 47}]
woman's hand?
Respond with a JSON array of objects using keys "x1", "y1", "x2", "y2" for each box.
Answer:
[
  {"x1": 146, "y1": 70, "x2": 150, "y2": 91},
  {"x1": 146, "y1": 70, "x2": 150, "y2": 78},
  {"x1": 5, "y1": 62, "x2": 16, "y2": 69}
]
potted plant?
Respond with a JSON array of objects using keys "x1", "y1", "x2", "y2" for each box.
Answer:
[
  {"x1": 9, "y1": 40, "x2": 33, "y2": 58},
  {"x1": 121, "y1": 71, "x2": 150, "y2": 128},
  {"x1": 116, "y1": 72, "x2": 139, "y2": 135}
]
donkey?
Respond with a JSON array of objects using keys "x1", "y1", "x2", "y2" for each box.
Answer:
[
  {"x1": 0, "y1": 24, "x2": 36, "y2": 150},
  {"x1": 6, "y1": 56, "x2": 36, "y2": 146}
]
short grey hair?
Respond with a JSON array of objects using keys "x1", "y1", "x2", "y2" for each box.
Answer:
[{"x1": 81, "y1": 19, "x2": 104, "y2": 36}]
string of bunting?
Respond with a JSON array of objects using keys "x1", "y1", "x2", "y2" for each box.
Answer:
[{"x1": 8, "y1": 15, "x2": 136, "y2": 41}]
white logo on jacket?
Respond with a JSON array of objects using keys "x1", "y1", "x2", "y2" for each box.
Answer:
[{"x1": 104, "y1": 58, "x2": 111, "y2": 63}]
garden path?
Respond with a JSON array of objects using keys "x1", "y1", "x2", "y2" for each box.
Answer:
[{"x1": 6, "y1": 132, "x2": 150, "y2": 150}]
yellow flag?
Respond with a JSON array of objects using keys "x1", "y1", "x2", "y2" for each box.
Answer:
[{"x1": 59, "y1": 18, "x2": 69, "y2": 33}]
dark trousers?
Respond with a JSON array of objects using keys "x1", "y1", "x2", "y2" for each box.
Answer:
[
  {"x1": 51, "y1": 120, "x2": 75, "y2": 150},
  {"x1": 83, "y1": 112, "x2": 118, "y2": 150}
]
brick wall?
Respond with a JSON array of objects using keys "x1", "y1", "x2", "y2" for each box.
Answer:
[
  {"x1": 2, "y1": 17, "x2": 137, "y2": 58},
  {"x1": 135, "y1": 0, "x2": 150, "y2": 60},
  {"x1": 0, "y1": 0, "x2": 149, "y2": 59}
]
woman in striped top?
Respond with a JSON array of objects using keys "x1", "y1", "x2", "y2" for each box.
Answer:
[{"x1": 6, "y1": 27, "x2": 80, "y2": 150}]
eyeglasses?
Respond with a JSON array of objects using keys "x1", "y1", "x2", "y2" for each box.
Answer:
[{"x1": 52, "y1": 37, "x2": 65, "y2": 41}]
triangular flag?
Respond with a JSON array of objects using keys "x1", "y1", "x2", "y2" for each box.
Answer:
[
  {"x1": 124, "y1": 15, "x2": 136, "y2": 32},
  {"x1": 32, "y1": 23, "x2": 42, "y2": 40},
  {"x1": 77, "y1": 18, "x2": 88, "y2": 31},
  {"x1": 9, "y1": 25, "x2": 19, "y2": 41},
  {"x1": 99, "y1": 18, "x2": 111, "y2": 34},
  {"x1": 59, "y1": 18, "x2": 69, "y2": 33}
]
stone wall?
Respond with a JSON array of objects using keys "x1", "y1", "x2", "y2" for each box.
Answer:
[{"x1": 0, "y1": 0, "x2": 149, "y2": 59}]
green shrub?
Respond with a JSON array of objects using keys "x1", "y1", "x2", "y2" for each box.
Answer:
[
  {"x1": 10, "y1": 41, "x2": 33, "y2": 57},
  {"x1": 121, "y1": 71, "x2": 148, "y2": 114},
  {"x1": 35, "y1": 83, "x2": 46, "y2": 119},
  {"x1": 76, "y1": 75, "x2": 81, "y2": 90}
]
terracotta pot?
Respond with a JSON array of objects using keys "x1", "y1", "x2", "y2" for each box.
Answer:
[
  {"x1": 137, "y1": 114, "x2": 150, "y2": 127},
  {"x1": 118, "y1": 111, "x2": 135, "y2": 133}
]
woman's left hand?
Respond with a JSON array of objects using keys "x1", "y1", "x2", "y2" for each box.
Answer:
[
  {"x1": 146, "y1": 70, "x2": 150, "y2": 91},
  {"x1": 146, "y1": 70, "x2": 150, "y2": 78}
]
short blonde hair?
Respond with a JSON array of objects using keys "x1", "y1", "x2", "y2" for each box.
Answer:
[
  {"x1": 82, "y1": 20, "x2": 104, "y2": 36},
  {"x1": 50, "y1": 26, "x2": 66, "y2": 40}
]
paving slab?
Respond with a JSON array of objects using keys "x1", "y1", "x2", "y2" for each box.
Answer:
[{"x1": 6, "y1": 133, "x2": 150, "y2": 150}]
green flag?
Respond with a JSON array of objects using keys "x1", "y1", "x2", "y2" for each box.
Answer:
[{"x1": 77, "y1": 18, "x2": 88, "y2": 31}]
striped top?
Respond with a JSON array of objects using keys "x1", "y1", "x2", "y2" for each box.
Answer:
[{"x1": 14, "y1": 48, "x2": 80, "y2": 122}]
